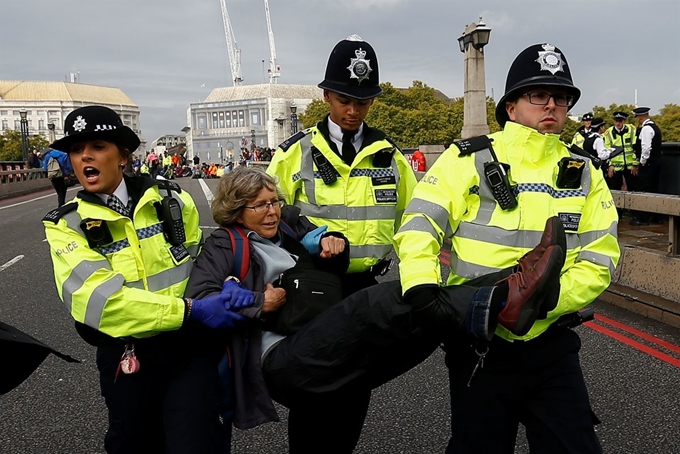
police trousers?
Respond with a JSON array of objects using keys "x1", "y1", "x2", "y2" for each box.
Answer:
[
  {"x1": 262, "y1": 280, "x2": 442, "y2": 454},
  {"x1": 444, "y1": 326, "x2": 601, "y2": 454},
  {"x1": 96, "y1": 328, "x2": 223, "y2": 454}
]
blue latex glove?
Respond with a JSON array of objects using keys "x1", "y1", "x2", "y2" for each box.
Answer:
[
  {"x1": 190, "y1": 294, "x2": 245, "y2": 329},
  {"x1": 300, "y1": 225, "x2": 328, "y2": 255},
  {"x1": 221, "y1": 280, "x2": 254, "y2": 310}
]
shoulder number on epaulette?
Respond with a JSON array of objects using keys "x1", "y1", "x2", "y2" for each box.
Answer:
[
  {"x1": 42, "y1": 202, "x2": 78, "y2": 224},
  {"x1": 278, "y1": 130, "x2": 307, "y2": 152},
  {"x1": 453, "y1": 136, "x2": 493, "y2": 156}
]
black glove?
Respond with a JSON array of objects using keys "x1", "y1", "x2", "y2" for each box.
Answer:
[{"x1": 404, "y1": 284, "x2": 467, "y2": 339}]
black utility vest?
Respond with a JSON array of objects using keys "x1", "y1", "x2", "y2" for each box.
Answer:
[
  {"x1": 582, "y1": 132, "x2": 600, "y2": 158},
  {"x1": 634, "y1": 120, "x2": 662, "y2": 160}
]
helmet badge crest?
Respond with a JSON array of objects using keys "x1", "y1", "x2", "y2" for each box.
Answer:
[
  {"x1": 535, "y1": 43, "x2": 565, "y2": 75},
  {"x1": 73, "y1": 115, "x2": 87, "y2": 132},
  {"x1": 347, "y1": 48, "x2": 372, "y2": 84}
]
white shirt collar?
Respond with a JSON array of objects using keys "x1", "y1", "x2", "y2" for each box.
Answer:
[
  {"x1": 96, "y1": 178, "x2": 129, "y2": 206},
  {"x1": 327, "y1": 117, "x2": 363, "y2": 154}
]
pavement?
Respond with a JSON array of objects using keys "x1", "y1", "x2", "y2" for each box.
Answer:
[
  {"x1": 0, "y1": 180, "x2": 679, "y2": 454},
  {"x1": 616, "y1": 211, "x2": 671, "y2": 252}
]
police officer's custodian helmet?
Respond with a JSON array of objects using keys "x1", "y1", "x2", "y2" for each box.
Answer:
[
  {"x1": 495, "y1": 43, "x2": 581, "y2": 127},
  {"x1": 318, "y1": 34, "x2": 383, "y2": 100}
]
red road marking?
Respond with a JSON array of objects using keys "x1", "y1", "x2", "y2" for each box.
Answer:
[
  {"x1": 594, "y1": 314, "x2": 680, "y2": 354},
  {"x1": 585, "y1": 321, "x2": 680, "y2": 368}
]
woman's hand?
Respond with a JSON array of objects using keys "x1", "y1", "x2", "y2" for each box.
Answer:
[
  {"x1": 319, "y1": 236, "x2": 346, "y2": 259},
  {"x1": 262, "y1": 283, "x2": 286, "y2": 313}
]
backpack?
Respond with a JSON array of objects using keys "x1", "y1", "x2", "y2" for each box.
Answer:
[
  {"x1": 47, "y1": 157, "x2": 63, "y2": 179},
  {"x1": 220, "y1": 222, "x2": 343, "y2": 335}
]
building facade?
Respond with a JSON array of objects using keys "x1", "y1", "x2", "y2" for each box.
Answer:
[
  {"x1": 185, "y1": 83, "x2": 321, "y2": 164},
  {"x1": 0, "y1": 80, "x2": 144, "y2": 152}
]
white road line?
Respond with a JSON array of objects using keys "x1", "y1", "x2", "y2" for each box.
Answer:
[
  {"x1": 0, "y1": 186, "x2": 80, "y2": 210},
  {"x1": 198, "y1": 179, "x2": 214, "y2": 206},
  {"x1": 0, "y1": 255, "x2": 24, "y2": 272}
]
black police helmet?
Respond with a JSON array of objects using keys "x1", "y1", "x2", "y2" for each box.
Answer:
[
  {"x1": 495, "y1": 43, "x2": 581, "y2": 127},
  {"x1": 51, "y1": 105, "x2": 141, "y2": 153},
  {"x1": 318, "y1": 34, "x2": 382, "y2": 100}
]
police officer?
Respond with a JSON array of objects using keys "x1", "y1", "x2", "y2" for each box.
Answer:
[
  {"x1": 603, "y1": 111, "x2": 638, "y2": 191},
  {"x1": 632, "y1": 106, "x2": 663, "y2": 225},
  {"x1": 583, "y1": 117, "x2": 614, "y2": 161},
  {"x1": 571, "y1": 111, "x2": 593, "y2": 148},
  {"x1": 42, "y1": 105, "x2": 253, "y2": 454},
  {"x1": 265, "y1": 34, "x2": 416, "y2": 452},
  {"x1": 395, "y1": 43, "x2": 620, "y2": 453}
]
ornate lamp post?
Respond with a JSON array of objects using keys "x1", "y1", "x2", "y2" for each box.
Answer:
[
  {"x1": 19, "y1": 109, "x2": 30, "y2": 163},
  {"x1": 458, "y1": 17, "x2": 492, "y2": 139},
  {"x1": 290, "y1": 104, "x2": 298, "y2": 135}
]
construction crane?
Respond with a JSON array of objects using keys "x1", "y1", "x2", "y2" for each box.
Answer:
[
  {"x1": 264, "y1": 0, "x2": 280, "y2": 83},
  {"x1": 219, "y1": 0, "x2": 243, "y2": 86}
]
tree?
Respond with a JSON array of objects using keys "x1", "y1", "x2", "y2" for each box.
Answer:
[
  {"x1": 0, "y1": 131, "x2": 49, "y2": 162},
  {"x1": 654, "y1": 103, "x2": 680, "y2": 141}
]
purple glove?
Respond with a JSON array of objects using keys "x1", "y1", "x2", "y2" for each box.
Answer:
[
  {"x1": 190, "y1": 294, "x2": 245, "y2": 329},
  {"x1": 221, "y1": 279, "x2": 254, "y2": 310}
]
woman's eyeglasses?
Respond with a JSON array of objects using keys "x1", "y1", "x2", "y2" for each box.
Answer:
[{"x1": 244, "y1": 199, "x2": 285, "y2": 213}]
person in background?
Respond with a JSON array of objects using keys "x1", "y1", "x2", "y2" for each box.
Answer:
[
  {"x1": 603, "y1": 111, "x2": 638, "y2": 191},
  {"x1": 395, "y1": 43, "x2": 620, "y2": 453},
  {"x1": 28, "y1": 149, "x2": 42, "y2": 179},
  {"x1": 632, "y1": 106, "x2": 664, "y2": 225},
  {"x1": 42, "y1": 105, "x2": 249, "y2": 454},
  {"x1": 265, "y1": 34, "x2": 417, "y2": 449},
  {"x1": 43, "y1": 148, "x2": 73, "y2": 207},
  {"x1": 571, "y1": 111, "x2": 593, "y2": 148}
]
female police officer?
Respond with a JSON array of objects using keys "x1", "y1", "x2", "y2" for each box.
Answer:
[{"x1": 42, "y1": 105, "x2": 253, "y2": 454}]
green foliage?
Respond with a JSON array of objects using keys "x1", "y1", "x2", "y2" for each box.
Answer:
[
  {"x1": 297, "y1": 86, "x2": 680, "y2": 149},
  {"x1": 0, "y1": 130, "x2": 49, "y2": 162},
  {"x1": 654, "y1": 104, "x2": 680, "y2": 141}
]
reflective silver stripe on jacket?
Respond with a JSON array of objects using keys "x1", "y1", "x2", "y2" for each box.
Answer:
[
  {"x1": 84, "y1": 274, "x2": 126, "y2": 329},
  {"x1": 349, "y1": 244, "x2": 394, "y2": 260},
  {"x1": 62, "y1": 259, "x2": 112, "y2": 312},
  {"x1": 403, "y1": 198, "x2": 452, "y2": 237},
  {"x1": 455, "y1": 222, "x2": 581, "y2": 250},
  {"x1": 399, "y1": 217, "x2": 440, "y2": 241},
  {"x1": 450, "y1": 254, "x2": 503, "y2": 280},
  {"x1": 577, "y1": 250, "x2": 616, "y2": 276},
  {"x1": 294, "y1": 200, "x2": 397, "y2": 221},
  {"x1": 145, "y1": 260, "x2": 193, "y2": 292}
]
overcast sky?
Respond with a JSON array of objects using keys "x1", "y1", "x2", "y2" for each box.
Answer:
[{"x1": 1, "y1": 0, "x2": 679, "y2": 142}]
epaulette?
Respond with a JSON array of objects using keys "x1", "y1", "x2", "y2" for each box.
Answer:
[
  {"x1": 42, "y1": 202, "x2": 78, "y2": 224},
  {"x1": 278, "y1": 129, "x2": 308, "y2": 152},
  {"x1": 385, "y1": 137, "x2": 402, "y2": 153},
  {"x1": 452, "y1": 136, "x2": 493, "y2": 157},
  {"x1": 154, "y1": 179, "x2": 182, "y2": 193}
]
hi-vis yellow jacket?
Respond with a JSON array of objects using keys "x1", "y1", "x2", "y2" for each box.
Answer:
[
  {"x1": 268, "y1": 123, "x2": 416, "y2": 273},
  {"x1": 394, "y1": 121, "x2": 621, "y2": 341},
  {"x1": 603, "y1": 124, "x2": 638, "y2": 170},
  {"x1": 42, "y1": 177, "x2": 201, "y2": 339}
]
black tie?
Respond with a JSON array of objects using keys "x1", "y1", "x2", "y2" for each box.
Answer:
[
  {"x1": 342, "y1": 131, "x2": 356, "y2": 166},
  {"x1": 107, "y1": 195, "x2": 130, "y2": 217}
]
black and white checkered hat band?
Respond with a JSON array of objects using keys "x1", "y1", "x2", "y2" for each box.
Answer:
[{"x1": 94, "y1": 125, "x2": 118, "y2": 131}]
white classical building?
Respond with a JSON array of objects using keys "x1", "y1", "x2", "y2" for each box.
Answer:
[
  {"x1": 185, "y1": 83, "x2": 322, "y2": 164},
  {"x1": 0, "y1": 80, "x2": 144, "y2": 152}
]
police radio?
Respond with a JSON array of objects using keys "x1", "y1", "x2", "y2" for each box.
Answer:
[
  {"x1": 158, "y1": 182, "x2": 186, "y2": 246},
  {"x1": 483, "y1": 162, "x2": 517, "y2": 210},
  {"x1": 311, "y1": 147, "x2": 337, "y2": 185}
]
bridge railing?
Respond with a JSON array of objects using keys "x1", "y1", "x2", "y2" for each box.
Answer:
[{"x1": 0, "y1": 166, "x2": 53, "y2": 200}]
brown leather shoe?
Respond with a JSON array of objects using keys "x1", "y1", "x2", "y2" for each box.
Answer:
[
  {"x1": 497, "y1": 245, "x2": 564, "y2": 336},
  {"x1": 518, "y1": 217, "x2": 566, "y2": 318},
  {"x1": 518, "y1": 216, "x2": 566, "y2": 272}
]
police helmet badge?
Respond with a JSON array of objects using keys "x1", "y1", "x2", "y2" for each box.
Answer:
[
  {"x1": 73, "y1": 115, "x2": 87, "y2": 132},
  {"x1": 347, "y1": 47, "x2": 373, "y2": 84},
  {"x1": 535, "y1": 43, "x2": 565, "y2": 75}
]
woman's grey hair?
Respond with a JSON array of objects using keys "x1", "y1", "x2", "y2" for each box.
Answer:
[{"x1": 211, "y1": 166, "x2": 284, "y2": 226}]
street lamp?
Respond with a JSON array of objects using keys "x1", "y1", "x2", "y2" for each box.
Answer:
[
  {"x1": 458, "y1": 17, "x2": 492, "y2": 139},
  {"x1": 19, "y1": 109, "x2": 29, "y2": 163},
  {"x1": 250, "y1": 129, "x2": 256, "y2": 151},
  {"x1": 290, "y1": 104, "x2": 298, "y2": 135}
]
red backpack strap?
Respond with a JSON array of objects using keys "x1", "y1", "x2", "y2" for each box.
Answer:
[
  {"x1": 279, "y1": 220, "x2": 296, "y2": 239},
  {"x1": 219, "y1": 226, "x2": 250, "y2": 282}
]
